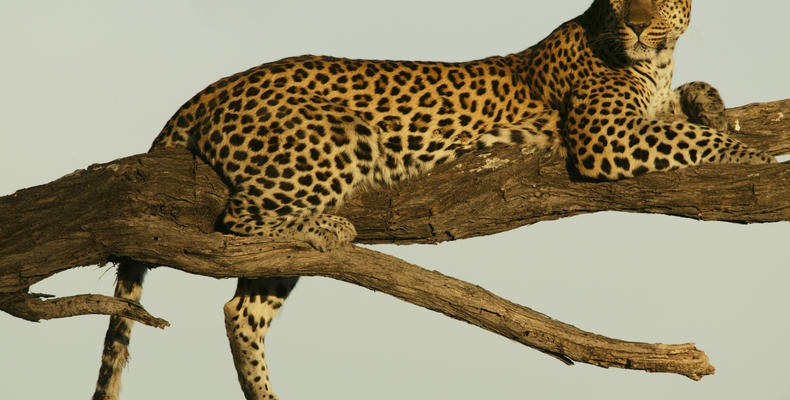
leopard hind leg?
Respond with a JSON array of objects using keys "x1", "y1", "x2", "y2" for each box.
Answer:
[
  {"x1": 223, "y1": 188, "x2": 356, "y2": 251},
  {"x1": 224, "y1": 277, "x2": 298, "y2": 400},
  {"x1": 221, "y1": 185, "x2": 356, "y2": 399}
]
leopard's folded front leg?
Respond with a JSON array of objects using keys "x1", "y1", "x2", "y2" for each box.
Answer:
[{"x1": 565, "y1": 88, "x2": 775, "y2": 180}]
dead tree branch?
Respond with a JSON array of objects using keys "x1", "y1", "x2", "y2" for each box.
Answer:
[
  {"x1": 1, "y1": 99, "x2": 788, "y2": 381},
  {"x1": 1, "y1": 291, "x2": 169, "y2": 328}
]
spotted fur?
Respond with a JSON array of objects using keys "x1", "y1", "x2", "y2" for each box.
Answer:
[
  {"x1": 95, "y1": 1, "x2": 775, "y2": 399},
  {"x1": 93, "y1": 261, "x2": 147, "y2": 400}
]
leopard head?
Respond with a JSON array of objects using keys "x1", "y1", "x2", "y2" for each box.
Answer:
[{"x1": 587, "y1": 0, "x2": 692, "y2": 61}]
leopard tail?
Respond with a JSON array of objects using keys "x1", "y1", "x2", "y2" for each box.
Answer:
[{"x1": 92, "y1": 260, "x2": 148, "y2": 400}]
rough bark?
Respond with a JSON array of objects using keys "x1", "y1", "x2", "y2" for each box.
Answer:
[
  {"x1": 2, "y1": 292, "x2": 169, "y2": 329},
  {"x1": 1, "y1": 99, "x2": 788, "y2": 381}
]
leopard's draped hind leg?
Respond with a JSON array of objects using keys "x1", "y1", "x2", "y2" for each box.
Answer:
[
  {"x1": 221, "y1": 194, "x2": 356, "y2": 399},
  {"x1": 224, "y1": 277, "x2": 298, "y2": 400}
]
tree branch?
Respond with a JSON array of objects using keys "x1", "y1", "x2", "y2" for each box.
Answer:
[
  {"x1": 1, "y1": 99, "x2": 788, "y2": 380},
  {"x1": 0, "y1": 292, "x2": 169, "y2": 328}
]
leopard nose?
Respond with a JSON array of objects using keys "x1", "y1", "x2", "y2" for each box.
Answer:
[
  {"x1": 626, "y1": 0, "x2": 655, "y2": 36},
  {"x1": 627, "y1": 22, "x2": 650, "y2": 37}
]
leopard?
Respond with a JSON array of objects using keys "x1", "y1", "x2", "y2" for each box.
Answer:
[{"x1": 93, "y1": 0, "x2": 775, "y2": 399}]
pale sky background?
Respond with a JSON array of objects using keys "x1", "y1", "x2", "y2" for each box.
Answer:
[{"x1": 1, "y1": 1, "x2": 789, "y2": 399}]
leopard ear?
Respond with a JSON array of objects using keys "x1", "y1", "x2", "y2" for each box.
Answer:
[
  {"x1": 663, "y1": 0, "x2": 692, "y2": 33},
  {"x1": 589, "y1": 0, "x2": 626, "y2": 21}
]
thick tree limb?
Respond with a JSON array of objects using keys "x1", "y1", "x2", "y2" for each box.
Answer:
[{"x1": 1, "y1": 99, "x2": 788, "y2": 380}]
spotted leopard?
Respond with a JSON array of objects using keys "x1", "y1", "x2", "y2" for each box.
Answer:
[{"x1": 93, "y1": 1, "x2": 775, "y2": 399}]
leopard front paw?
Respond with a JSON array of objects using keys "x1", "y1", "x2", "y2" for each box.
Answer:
[{"x1": 678, "y1": 81, "x2": 728, "y2": 132}]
